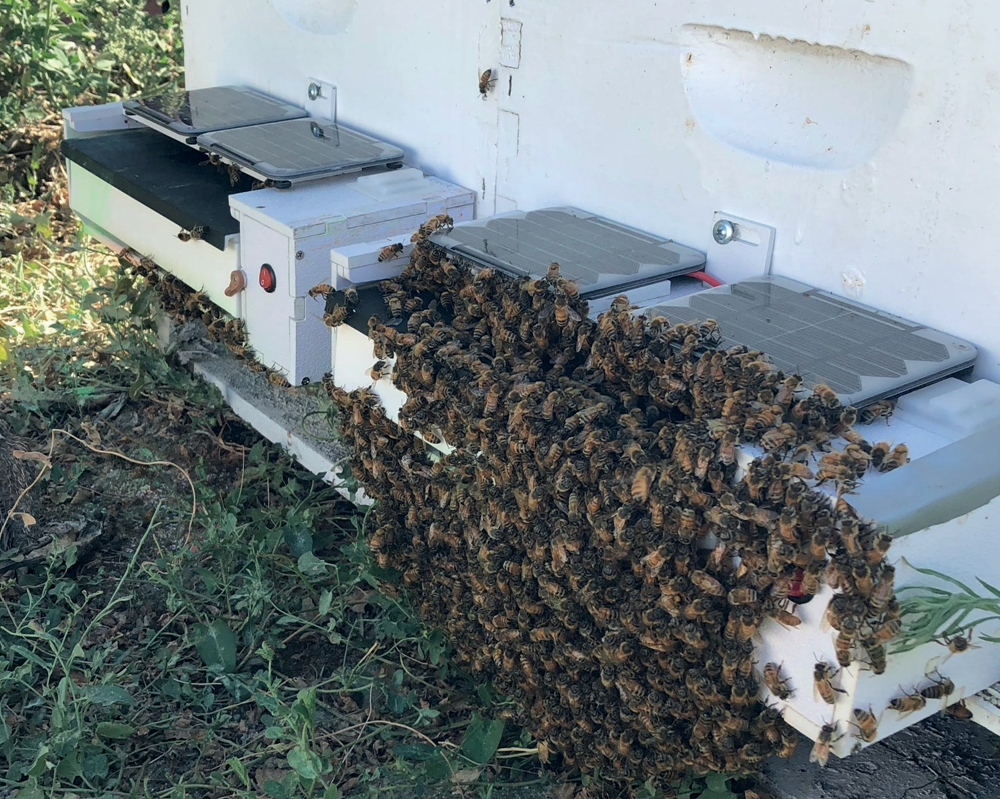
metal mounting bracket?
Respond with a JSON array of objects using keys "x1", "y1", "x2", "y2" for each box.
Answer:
[
  {"x1": 708, "y1": 211, "x2": 775, "y2": 284},
  {"x1": 305, "y1": 79, "x2": 337, "y2": 121}
]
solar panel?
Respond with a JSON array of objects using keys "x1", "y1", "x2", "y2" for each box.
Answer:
[
  {"x1": 428, "y1": 207, "x2": 705, "y2": 298},
  {"x1": 196, "y1": 118, "x2": 405, "y2": 186},
  {"x1": 646, "y1": 275, "x2": 977, "y2": 406},
  {"x1": 122, "y1": 86, "x2": 306, "y2": 139}
]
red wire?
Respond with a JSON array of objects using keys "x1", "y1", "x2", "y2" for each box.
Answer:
[{"x1": 687, "y1": 270, "x2": 723, "y2": 287}]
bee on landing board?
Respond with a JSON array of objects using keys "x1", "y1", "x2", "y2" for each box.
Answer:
[
  {"x1": 762, "y1": 662, "x2": 793, "y2": 700},
  {"x1": 813, "y1": 660, "x2": 846, "y2": 706},
  {"x1": 851, "y1": 706, "x2": 880, "y2": 743},
  {"x1": 809, "y1": 722, "x2": 843, "y2": 767}
]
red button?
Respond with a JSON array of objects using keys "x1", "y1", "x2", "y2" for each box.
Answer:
[{"x1": 259, "y1": 264, "x2": 276, "y2": 293}]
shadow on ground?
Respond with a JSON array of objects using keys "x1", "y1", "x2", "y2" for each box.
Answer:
[{"x1": 764, "y1": 713, "x2": 1000, "y2": 799}]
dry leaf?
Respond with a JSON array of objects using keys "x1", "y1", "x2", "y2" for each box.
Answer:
[
  {"x1": 70, "y1": 487, "x2": 94, "y2": 505},
  {"x1": 254, "y1": 768, "x2": 288, "y2": 791},
  {"x1": 345, "y1": 586, "x2": 371, "y2": 614},
  {"x1": 548, "y1": 784, "x2": 577, "y2": 799},
  {"x1": 12, "y1": 449, "x2": 50, "y2": 467},
  {"x1": 11, "y1": 512, "x2": 36, "y2": 528},
  {"x1": 80, "y1": 421, "x2": 102, "y2": 446},
  {"x1": 537, "y1": 740, "x2": 550, "y2": 763},
  {"x1": 451, "y1": 767, "x2": 482, "y2": 784}
]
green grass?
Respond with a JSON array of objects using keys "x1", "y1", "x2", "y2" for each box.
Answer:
[{"x1": 0, "y1": 244, "x2": 553, "y2": 797}]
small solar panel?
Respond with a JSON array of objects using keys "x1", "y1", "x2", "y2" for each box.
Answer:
[
  {"x1": 122, "y1": 86, "x2": 306, "y2": 137},
  {"x1": 428, "y1": 208, "x2": 705, "y2": 298},
  {"x1": 195, "y1": 118, "x2": 405, "y2": 185},
  {"x1": 647, "y1": 275, "x2": 977, "y2": 406}
]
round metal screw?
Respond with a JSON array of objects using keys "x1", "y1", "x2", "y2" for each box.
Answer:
[
  {"x1": 308, "y1": 83, "x2": 321, "y2": 101},
  {"x1": 713, "y1": 219, "x2": 735, "y2": 245},
  {"x1": 296, "y1": 251, "x2": 305, "y2": 260}
]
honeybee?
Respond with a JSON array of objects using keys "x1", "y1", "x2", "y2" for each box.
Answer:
[
  {"x1": 190, "y1": 225, "x2": 205, "y2": 241},
  {"x1": 344, "y1": 286, "x2": 359, "y2": 306},
  {"x1": 225, "y1": 340, "x2": 251, "y2": 358},
  {"x1": 776, "y1": 374, "x2": 803, "y2": 405},
  {"x1": 851, "y1": 707, "x2": 879, "y2": 743},
  {"x1": 809, "y1": 722, "x2": 841, "y2": 767},
  {"x1": 369, "y1": 359, "x2": 391, "y2": 381},
  {"x1": 631, "y1": 466, "x2": 656, "y2": 504},
  {"x1": 760, "y1": 423, "x2": 798, "y2": 452},
  {"x1": 227, "y1": 163, "x2": 241, "y2": 186},
  {"x1": 945, "y1": 700, "x2": 973, "y2": 721},
  {"x1": 324, "y1": 305, "x2": 350, "y2": 327},
  {"x1": 379, "y1": 243, "x2": 404, "y2": 262},
  {"x1": 813, "y1": 661, "x2": 845, "y2": 705},
  {"x1": 769, "y1": 607, "x2": 802, "y2": 629},
  {"x1": 866, "y1": 617, "x2": 902, "y2": 646},
  {"x1": 689, "y1": 570, "x2": 726, "y2": 597},
  {"x1": 812, "y1": 383, "x2": 840, "y2": 409},
  {"x1": 869, "y1": 441, "x2": 891, "y2": 470},
  {"x1": 266, "y1": 371, "x2": 291, "y2": 388},
  {"x1": 308, "y1": 283, "x2": 334, "y2": 298},
  {"x1": 863, "y1": 642, "x2": 886, "y2": 675},
  {"x1": 728, "y1": 588, "x2": 758, "y2": 606},
  {"x1": 937, "y1": 627, "x2": 979, "y2": 655},
  {"x1": 478, "y1": 68, "x2": 497, "y2": 98},
  {"x1": 889, "y1": 688, "x2": 927, "y2": 715},
  {"x1": 877, "y1": 443, "x2": 909, "y2": 472},
  {"x1": 762, "y1": 662, "x2": 793, "y2": 700},
  {"x1": 177, "y1": 228, "x2": 192, "y2": 242},
  {"x1": 919, "y1": 671, "x2": 955, "y2": 701},
  {"x1": 776, "y1": 508, "x2": 798, "y2": 544},
  {"x1": 247, "y1": 360, "x2": 267, "y2": 373},
  {"x1": 859, "y1": 399, "x2": 894, "y2": 425},
  {"x1": 834, "y1": 631, "x2": 854, "y2": 669},
  {"x1": 551, "y1": 295, "x2": 581, "y2": 328}
]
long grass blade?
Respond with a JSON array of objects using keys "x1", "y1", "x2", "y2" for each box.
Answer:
[
  {"x1": 978, "y1": 578, "x2": 1000, "y2": 600},
  {"x1": 899, "y1": 559, "x2": 978, "y2": 595}
]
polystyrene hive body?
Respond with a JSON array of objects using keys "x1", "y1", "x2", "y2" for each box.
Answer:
[{"x1": 230, "y1": 168, "x2": 474, "y2": 384}]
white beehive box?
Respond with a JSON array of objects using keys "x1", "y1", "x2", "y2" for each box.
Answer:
[
  {"x1": 62, "y1": 103, "x2": 246, "y2": 318},
  {"x1": 754, "y1": 378, "x2": 1000, "y2": 758},
  {"x1": 229, "y1": 168, "x2": 474, "y2": 385},
  {"x1": 332, "y1": 321, "x2": 454, "y2": 456}
]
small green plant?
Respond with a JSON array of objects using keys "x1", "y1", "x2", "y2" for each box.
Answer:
[
  {"x1": 891, "y1": 559, "x2": 1000, "y2": 654},
  {"x1": 0, "y1": 0, "x2": 182, "y2": 127}
]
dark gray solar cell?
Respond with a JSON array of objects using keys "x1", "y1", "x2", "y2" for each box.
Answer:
[
  {"x1": 196, "y1": 118, "x2": 404, "y2": 183},
  {"x1": 647, "y1": 275, "x2": 976, "y2": 406},
  {"x1": 429, "y1": 207, "x2": 705, "y2": 298},
  {"x1": 122, "y1": 86, "x2": 306, "y2": 135}
]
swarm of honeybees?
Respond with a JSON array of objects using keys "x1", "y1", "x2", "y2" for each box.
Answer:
[
  {"x1": 321, "y1": 229, "x2": 907, "y2": 784},
  {"x1": 122, "y1": 251, "x2": 292, "y2": 387}
]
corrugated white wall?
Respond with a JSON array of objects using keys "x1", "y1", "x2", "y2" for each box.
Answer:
[{"x1": 180, "y1": 0, "x2": 1000, "y2": 380}]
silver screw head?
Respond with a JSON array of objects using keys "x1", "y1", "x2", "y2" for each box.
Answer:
[
  {"x1": 308, "y1": 82, "x2": 321, "y2": 101},
  {"x1": 713, "y1": 219, "x2": 735, "y2": 245},
  {"x1": 296, "y1": 250, "x2": 305, "y2": 260}
]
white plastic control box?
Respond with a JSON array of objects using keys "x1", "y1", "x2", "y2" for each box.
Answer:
[{"x1": 229, "y1": 168, "x2": 474, "y2": 385}]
